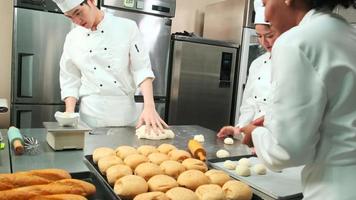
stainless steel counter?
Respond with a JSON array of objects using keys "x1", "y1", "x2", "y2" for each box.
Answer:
[{"x1": 0, "y1": 130, "x2": 11, "y2": 173}]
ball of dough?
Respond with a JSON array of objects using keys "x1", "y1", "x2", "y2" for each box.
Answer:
[
  {"x1": 216, "y1": 149, "x2": 230, "y2": 158},
  {"x1": 238, "y1": 158, "x2": 251, "y2": 167},
  {"x1": 193, "y1": 134, "x2": 205, "y2": 143},
  {"x1": 114, "y1": 175, "x2": 148, "y2": 198},
  {"x1": 92, "y1": 147, "x2": 115, "y2": 164},
  {"x1": 169, "y1": 149, "x2": 192, "y2": 162},
  {"x1": 235, "y1": 165, "x2": 251, "y2": 177},
  {"x1": 133, "y1": 192, "x2": 169, "y2": 200},
  {"x1": 115, "y1": 146, "x2": 138, "y2": 159},
  {"x1": 157, "y1": 143, "x2": 177, "y2": 154},
  {"x1": 137, "y1": 145, "x2": 158, "y2": 156},
  {"x1": 166, "y1": 187, "x2": 199, "y2": 200},
  {"x1": 224, "y1": 137, "x2": 234, "y2": 145},
  {"x1": 106, "y1": 164, "x2": 133, "y2": 186},
  {"x1": 124, "y1": 154, "x2": 149, "y2": 169},
  {"x1": 136, "y1": 125, "x2": 175, "y2": 140},
  {"x1": 195, "y1": 184, "x2": 225, "y2": 200},
  {"x1": 182, "y1": 158, "x2": 208, "y2": 172},
  {"x1": 147, "y1": 174, "x2": 178, "y2": 192},
  {"x1": 135, "y1": 162, "x2": 164, "y2": 181},
  {"x1": 223, "y1": 160, "x2": 237, "y2": 170},
  {"x1": 253, "y1": 164, "x2": 267, "y2": 175},
  {"x1": 177, "y1": 170, "x2": 210, "y2": 190},
  {"x1": 160, "y1": 160, "x2": 186, "y2": 179},
  {"x1": 97, "y1": 155, "x2": 123, "y2": 175},
  {"x1": 205, "y1": 169, "x2": 231, "y2": 186},
  {"x1": 148, "y1": 153, "x2": 170, "y2": 165},
  {"x1": 222, "y1": 180, "x2": 253, "y2": 200}
]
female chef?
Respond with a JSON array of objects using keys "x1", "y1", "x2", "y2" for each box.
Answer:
[
  {"x1": 217, "y1": 0, "x2": 280, "y2": 138},
  {"x1": 53, "y1": 0, "x2": 168, "y2": 131},
  {"x1": 241, "y1": 0, "x2": 356, "y2": 199}
]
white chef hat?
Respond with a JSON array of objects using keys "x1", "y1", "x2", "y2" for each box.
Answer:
[
  {"x1": 254, "y1": 0, "x2": 270, "y2": 25},
  {"x1": 52, "y1": 0, "x2": 83, "y2": 13}
]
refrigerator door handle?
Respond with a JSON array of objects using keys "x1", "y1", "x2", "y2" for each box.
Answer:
[
  {"x1": 219, "y1": 52, "x2": 233, "y2": 88},
  {"x1": 18, "y1": 53, "x2": 34, "y2": 98}
]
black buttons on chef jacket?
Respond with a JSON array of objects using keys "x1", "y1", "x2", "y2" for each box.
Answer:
[
  {"x1": 101, "y1": 30, "x2": 104, "y2": 33},
  {"x1": 258, "y1": 77, "x2": 261, "y2": 80},
  {"x1": 94, "y1": 67, "x2": 96, "y2": 70},
  {"x1": 87, "y1": 33, "x2": 90, "y2": 36},
  {"x1": 263, "y1": 98, "x2": 267, "y2": 101},
  {"x1": 104, "y1": 48, "x2": 107, "y2": 50},
  {"x1": 89, "y1": 50, "x2": 92, "y2": 53},
  {"x1": 108, "y1": 66, "x2": 111, "y2": 69},
  {"x1": 264, "y1": 61, "x2": 267, "y2": 64},
  {"x1": 254, "y1": 96, "x2": 257, "y2": 99},
  {"x1": 114, "y1": 81, "x2": 117, "y2": 84},
  {"x1": 100, "y1": 84, "x2": 103, "y2": 87}
]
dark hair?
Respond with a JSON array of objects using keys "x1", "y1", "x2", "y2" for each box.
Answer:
[
  {"x1": 80, "y1": 0, "x2": 88, "y2": 6},
  {"x1": 309, "y1": 0, "x2": 356, "y2": 10}
]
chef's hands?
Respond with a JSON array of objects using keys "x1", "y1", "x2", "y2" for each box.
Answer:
[
  {"x1": 240, "y1": 116, "x2": 265, "y2": 147},
  {"x1": 136, "y1": 105, "x2": 168, "y2": 135},
  {"x1": 217, "y1": 126, "x2": 241, "y2": 138}
]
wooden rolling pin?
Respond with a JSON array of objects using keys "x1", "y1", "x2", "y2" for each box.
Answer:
[
  {"x1": 7, "y1": 126, "x2": 24, "y2": 155},
  {"x1": 188, "y1": 139, "x2": 206, "y2": 161}
]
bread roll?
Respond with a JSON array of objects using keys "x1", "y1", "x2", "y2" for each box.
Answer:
[
  {"x1": 205, "y1": 169, "x2": 231, "y2": 186},
  {"x1": 106, "y1": 164, "x2": 133, "y2": 186},
  {"x1": 133, "y1": 192, "x2": 169, "y2": 200},
  {"x1": 169, "y1": 150, "x2": 191, "y2": 162},
  {"x1": 148, "y1": 153, "x2": 170, "y2": 165},
  {"x1": 235, "y1": 165, "x2": 250, "y2": 177},
  {"x1": 222, "y1": 180, "x2": 253, "y2": 200},
  {"x1": 160, "y1": 160, "x2": 186, "y2": 179},
  {"x1": 182, "y1": 158, "x2": 208, "y2": 172},
  {"x1": 0, "y1": 169, "x2": 71, "y2": 191},
  {"x1": 92, "y1": 147, "x2": 115, "y2": 164},
  {"x1": 195, "y1": 184, "x2": 225, "y2": 200},
  {"x1": 29, "y1": 194, "x2": 87, "y2": 200},
  {"x1": 137, "y1": 145, "x2": 158, "y2": 156},
  {"x1": 147, "y1": 175, "x2": 178, "y2": 192},
  {"x1": 157, "y1": 144, "x2": 177, "y2": 154},
  {"x1": 97, "y1": 155, "x2": 123, "y2": 175},
  {"x1": 135, "y1": 162, "x2": 164, "y2": 181},
  {"x1": 124, "y1": 154, "x2": 148, "y2": 169},
  {"x1": 177, "y1": 170, "x2": 210, "y2": 190},
  {"x1": 115, "y1": 146, "x2": 138, "y2": 159},
  {"x1": 165, "y1": 187, "x2": 199, "y2": 200},
  {"x1": 114, "y1": 175, "x2": 148, "y2": 199}
]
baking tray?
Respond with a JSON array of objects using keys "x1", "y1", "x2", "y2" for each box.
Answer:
[
  {"x1": 71, "y1": 171, "x2": 118, "y2": 200},
  {"x1": 208, "y1": 155, "x2": 303, "y2": 200}
]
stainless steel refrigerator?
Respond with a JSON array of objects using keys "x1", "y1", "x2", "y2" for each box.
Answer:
[
  {"x1": 168, "y1": 35, "x2": 239, "y2": 131},
  {"x1": 11, "y1": 0, "x2": 72, "y2": 128}
]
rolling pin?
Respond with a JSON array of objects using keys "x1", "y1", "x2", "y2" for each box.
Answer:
[
  {"x1": 7, "y1": 126, "x2": 24, "y2": 155},
  {"x1": 188, "y1": 139, "x2": 206, "y2": 161}
]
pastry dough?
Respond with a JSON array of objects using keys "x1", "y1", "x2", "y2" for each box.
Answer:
[
  {"x1": 115, "y1": 146, "x2": 138, "y2": 159},
  {"x1": 238, "y1": 158, "x2": 251, "y2": 167},
  {"x1": 216, "y1": 149, "x2": 230, "y2": 158},
  {"x1": 147, "y1": 175, "x2": 178, "y2": 192},
  {"x1": 223, "y1": 160, "x2": 236, "y2": 170},
  {"x1": 182, "y1": 158, "x2": 208, "y2": 172},
  {"x1": 235, "y1": 165, "x2": 251, "y2": 177},
  {"x1": 106, "y1": 164, "x2": 133, "y2": 186},
  {"x1": 157, "y1": 144, "x2": 177, "y2": 154},
  {"x1": 165, "y1": 187, "x2": 199, "y2": 200},
  {"x1": 114, "y1": 175, "x2": 148, "y2": 198},
  {"x1": 97, "y1": 155, "x2": 123, "y2": 175},
  {"x1": 177, "y1": 170, "x2": 210, "y2": 190},
  {"x1": 92, "y1": 147, "x2": 115, "y2": 164},
  {"x1": 222, "y1": 180, "x2": 253, "y2": 200},
  {"x1": 148, "y1": 153, "x2": 170, "y2": 165},
  {"x1": 169, "y1": 150, "x2": 191, "y2": 162},
  {"x1": 160, "y1": 160, "x2": 186, "y2": 179},
  {"x1": 205, "y1": 169, "x2": 231, "y2": 186},
  {"x1": 137, "y1": 145, "x2": 158, "y2": 156},
  {"x1": 253, "y1": 164, "x2": 267, "y2": 175},
  {"x1": 136, "y1": 125, "x2": 175, "y2": 140},
  {"x1": 224, "y1": 138, "x2": 234, "y2": 145},
  {"x1": 124, "y1": 154, "x2": 149, "y2": 169},
  {"x1": 195, "y1": 184, "x2": 225, "y2": 200},
  {"x1": 134, "y1": 162, "x2": 164, "y2": 181},
  {"x1": 133, "y1": 192, "x2": 169, "y2": 200},
  {"x1": 193, "y1": 134, "x2": 205, "y2": 143}
]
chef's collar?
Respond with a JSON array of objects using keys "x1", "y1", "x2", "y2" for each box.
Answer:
[
  {"x1": 298, "y1": 8, "x2": 329, "y2": 26},
  {"x1": 83, "y1": 12, "x2": 110, "y2": 33}
]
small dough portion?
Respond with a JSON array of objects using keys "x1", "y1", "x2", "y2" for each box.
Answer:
[
  {"x1": 114, "y1": 175, "x2": 148, "y2": 198},
  {"x1": 222, "y1": 180, "x2": 253, "y2": 200},
  {"x1": 177, "y1": 170, "x2": 210, "y2": 190},
  {"x1": 148, "y1": 153, "x2": 170, "y2": 165},
  {"x1": 166, "y1": 187, "x2": 199, "y2": 200},
  {"x1": 97, "y1": 155, "x2": 123, "y2": 175},
  {"x1": 195, "y1": 184, "x2": 225, "y2": 200},
  {"x1": 136, "y1": 125, "x2": 175, "y2": 140},
  {"x1": 238, "y1": 158, "x2": 251, "y2": 167},
  {"x1": 133, "y1": 192, "x2": 170, "y2": 200},
  {"x1": 115, "y1": 146, "x2": 138, "y2": 159},
  {"x1": 169, "y1": 149, "x2": 192, "y2": 162},
  {"x1": 182, "y1": 158, "x2": 208, "y2": 172},
  {"x1": 253, "y1": 164, "x2": 267, "y2": 175},
  {"x1": 106, "y1": 164, "x2": 133, "y2": 186},
  {"x1": 135, "y1": 162, "x2": 164, "y2": 181},
  {"x1": 205, "y1": 169, "x2": 231, "y2": 186},
  {"x1": 157, "y1": 143, "x2": 177, "y2": 154},
  {"x1": 223, "y1": 160, "x2": 237, "y2": 170},
  {"x1": 235, "y1": 165, "x2": 251, "y2": 177},
  {"x1": 92, "y1": 147, "x2": 115, "y2": 164},
  {"x1": 160, "y1": 160, "x2": 186, "y2": 179},
  {"x1": 224, "y1": 137, "x2": 234, "y2": 145},
  {"x1": 193, "y1": 134, "x2": 205, "y2": 143},
  {"x1": 147, "y1": 174, "x2": 178, "y2": 192},
  {"x1": 124, "y1": 154, "x2": 149, "y2": 169},
  {"x1": 216, "y1": 149, "x2": 230, "y2": 158},
  {"x1": 137, "y1": 145, "x2": 158, "y2": 156}
]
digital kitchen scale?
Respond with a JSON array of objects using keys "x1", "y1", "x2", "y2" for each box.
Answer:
[{"x1": 43, "y1": 122, "x2": 91, "y2": 150}]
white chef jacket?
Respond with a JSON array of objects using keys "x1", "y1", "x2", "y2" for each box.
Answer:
[
  {"x1": 60, "y1": 13, "x2": 155, "y2": 127},
  {"x1": 252, "y1": 9, "x2": 356, "y2": 200},
  {"x1": 237, "y1": 52, "x2": 271, "y2": 127}
]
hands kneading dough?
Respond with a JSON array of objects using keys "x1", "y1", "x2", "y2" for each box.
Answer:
[{"x1": 136, "y1": 125, "x2": 175, "y2": 140}]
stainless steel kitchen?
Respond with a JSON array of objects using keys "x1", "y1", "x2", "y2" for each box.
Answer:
[{"x1": 1, "y1": 0, "x2": 356, "y2": 200}]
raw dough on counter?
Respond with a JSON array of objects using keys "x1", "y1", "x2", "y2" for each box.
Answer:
[
  {"x1": 238, "y1": 158, "x2": 251, "y2": 167},
  {"x1": 137, "y1": 145, "x2": 158, "y2": 156},
  {"x1": 222, "y1": 180, "x2": 253, "y2": 200},
  {"x1": 97, "y1": 155, "x2": 123, "y2": 175},
  {"x1": 253, "y1": 164, "x2": 267, "y2": 175},
  {"x1": 115, "y1": 146, "x2": 138, "y2": 159},
  {"x1": 114, "y1": 175, "x2": 148, "y2": 198},
  {"x1": 195, "y1": 184, "x2": 225, "y2": 200},
  {"x1": 136, "y1": 125, "x2": 175, "y2": 140},
  {"x1": 223, "y1": 160, "x2": 237, "y2": 170},
  {"x1": 166, "y1": 187, "x2": 199, "y2": 200},
  {"x1": 106, "y1": 164, "x2": 133, "y2": 186},
  {"x1": 216, "y1": 149, "x2": 230, "y2": 158},
  {"x1": 182, "y1": 158, "x2": 208, "y2": 172},
  {"x1": 177, "y1": 170, "x2": 211, "y2": 190},
  {"x1": 224, "y1": 137, "x2": 234, "y2": 145},
  {"x1": 157, "y1": 143, "x2": 177, "y2": 154},
  {"x1": 133, "y1": 192, "x2": 169, "y2": 200},
  {"x1": 135, "y1": 162, "x2": 164, "y2": 181},
  {"x1": 160, "y1": 160, "x2": 186, "y2": 179},
  {"x1": 92, "y1": 147, "x2": 115, "y2": 164},
  {"x1": 193, "y1": 134, "x2": 205, "y2": 143},
  {"x1": 124, "y1": 154, "x2": 149, "y2": 169},
  {"x1": 147, "y1": 174, "x2": 178, "y2": 192},
  {"x1": 235, "y1": 165, "x2": 251, "y2": 177},
  {"x1": 205, "y1": 169, "x2": 231, "y2": 186}
]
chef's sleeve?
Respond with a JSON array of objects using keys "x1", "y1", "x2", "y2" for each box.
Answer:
[
  {"x1": 129, "y1": 22, "x2": 155, "y2": 87},
  {"x1": 252, "y1": 44, "x2": 327, "y2": 171}
]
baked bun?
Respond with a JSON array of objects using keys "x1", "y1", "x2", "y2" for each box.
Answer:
[
  {"x1": 147, "y1": 175, "x2": 178, "y2": 192},
  {"x1": 222, "y1": 180, "x2": 253, "y2": 200},
  {"x1": 106, "y1": 164, "x2": 133, "y2": 186},
  {"x1": 165, "y1": 187, "x2": 199, "y2": 200},
  {"x1": 157, "y1": 144, "x2": 177, "y2": 154},
  {"x1": 160, "y1": 160, "x2": 186, "y2": 179},
  {"x1": 97, "y1": 155, "x2": 123, "y2": 175},
  {"x1": 92, "y1": 147, "x2": 115, "y2": 164},
  {"x1": 195, "y1": 184, "x2": 225, "y2": 200},
  {"x1": 205, "y1": 169, "x2": 231, "y2": 186},
  {"x1": 182, "y1": 158, "x2": 208, "y2": 172},
  {"x1": 169, "y1": 150, "x2": 191, "y2": 162},
  {"x1": 114, "y1": 175, "x2": 148, "y2": 198},
  {"x1": 137, "y1": 145, "x2": 158, "y2": 156},
  {"x1": 133, "y1": 192, "x2": 169, "y2": 200},
  {"x1": 115, "y1": 146, "x2": 138, "y2": 159},
  {"x1": 134, "y1": 162, "x2": 164, "y2": 181},
  {"x1": 124, "y1": 154, "x2": 149, "y2": 170},
  {"x1": 148, "y1": 153, "x2": 170, "y2": 165},
  {"x1": 177, "y1": 170, "x2": 210, "y2": 190},
  {"x1": 29, "y1": 194, "x2": 87, "y2": 200}
]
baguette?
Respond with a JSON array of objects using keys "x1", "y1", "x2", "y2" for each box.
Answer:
[
  {"x1": 0, "y1": 169, "x2": 71, "y2": 191},
  {"x1": 29, "y1": 194, "x2": 88, "y2": 200},
  {"x1": 0, "y1": 179, "x2": 96, "y2": 200}
]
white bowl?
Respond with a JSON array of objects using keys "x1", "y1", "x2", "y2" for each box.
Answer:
[{"x1": 54, "y1": 111, "x2": 80, "y2": 127}]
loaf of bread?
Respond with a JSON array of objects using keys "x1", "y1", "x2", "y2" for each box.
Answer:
[
  {"x1": 0, "y1": 169, "x2": 71, "y2": 191},
  {"x1": 222, "y1": 180, "x2": 253, "y2": 200},
  {"x1": 0, "y1": 179, "x2": 96, "y2": 200},
  {"x1": 29, "y1": 194, "x2": 87, "y2": 200}
]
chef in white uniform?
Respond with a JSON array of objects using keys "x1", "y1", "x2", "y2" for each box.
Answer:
[
  {"x1": 53, "y1": 0, "x2": 168, "y2": 130},
  {"x1": 240, "y1": 0, "x2": 356, "y2": 199},
  {"x1": 217, "y1": 0, "x2": 279, "y2": 138}
]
